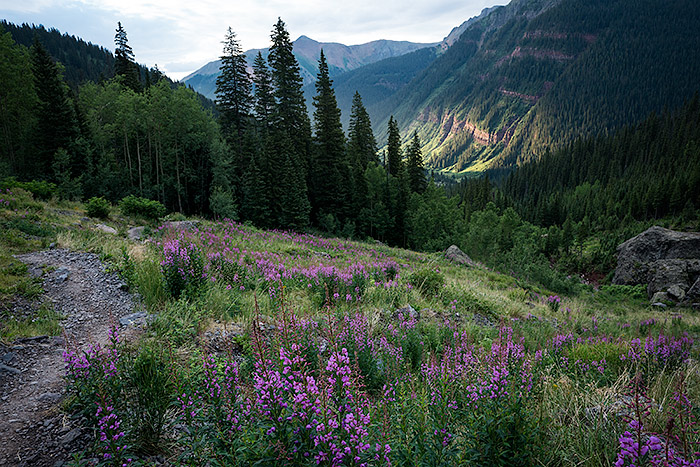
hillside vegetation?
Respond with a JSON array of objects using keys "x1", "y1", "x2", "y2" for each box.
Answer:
[
  {"x1": 1, "y1": 187, "x2": 699, "y2": 465},
  {"x1": 376, "y1": 0, "x2": 700, "y2": 173}
]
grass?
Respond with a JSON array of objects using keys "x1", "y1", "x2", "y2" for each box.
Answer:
[
  {"x1": 3, "y1": 192, "x2": 700, "y2": 465},
  {"x1": 1, "y1": 302, "x2": 63, "y2": 342}
]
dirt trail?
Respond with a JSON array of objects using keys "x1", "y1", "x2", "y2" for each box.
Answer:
[{"x1": 0, "y1": 249, "x2": 141, "y2": 467}]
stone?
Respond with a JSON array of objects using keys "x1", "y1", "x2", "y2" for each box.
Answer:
[
  {"x1": 647, "y1": 259, "x2": 689, "y2": 297},
  {"x1": 445, "y1": 245, "x2": 473, "y2": 266},
  {"x1": 60, "y1": 427, "x2": 81, "y2": 445},
  {"x1": 127, "y1": 226, "x2": 146, "y2": 240},
  {"x1": 683, "y1": 277, "x2": 700, "y2": 303},
  {"x1": 94, "y1": 223, "x2": 117, "y2": 235},
  {"x1": 1, "y1": 352, "x2": 16, "y2": 364},
  {"x1": 163, "y1": 220, "x2": 198, "y2": 231},
  {"x1": 397, "y1": 304, "x2": 419, "y2": 320},
  {"x1": 613, "y1": 226, "x2": 700, "y2": 302},
  {"x1": 119, "y1": 311, "x2": 150, "y2": 327},
  {"x1": 651, "y1": 302, "x2": 668, "y2": 309},
  {"x1": 37, "y1": 392, "x2": 63, "y2": 403},
  {"x1": 0, "y1": 363, "x2": 21, "y2": 374},
  {"x1": 667, "y1": 284, "x2": 686, "y2": 301},
  {"x1": 613, "y1": 226, "x2": 700, "y2": 285},
  {"x1": 55, "y1": 266, "x2": 70, "y2": 283},
  {"x1": 651, "y1": 291, "x2": 670, "y2": 304}
]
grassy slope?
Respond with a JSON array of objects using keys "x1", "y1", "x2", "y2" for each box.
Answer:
[{"x1": 3, "y1": 192, "x2": 700, "y2": 465}]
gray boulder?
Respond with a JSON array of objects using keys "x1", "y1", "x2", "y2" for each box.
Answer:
[
  {"x1": 94, "y1": 223, "x2": 118, "y2": 235},
  {"x1": 445, "y1": 245, "x2": 473, "y2": 266},
  {"x1": 613, "y1": 226, "x2": 700, "y2": 302},
  {"x1": 127, "y1": 226, "x2": 146, "y2": 240}
]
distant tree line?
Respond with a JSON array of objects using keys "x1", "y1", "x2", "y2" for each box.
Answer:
[{"x1": 0, "y1": 20, "x2": 428, "y2": 244}]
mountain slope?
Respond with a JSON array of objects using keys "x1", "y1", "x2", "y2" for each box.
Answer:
[
  {"x1": 376, "y1": 0, "x2": 700, "y2": 173},
  {"x1": 183, "y1": 36, "x2": 436, "y2": 100}
]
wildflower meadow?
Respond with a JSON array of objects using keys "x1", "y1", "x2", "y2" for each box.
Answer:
[{"x1": 60, "y1": 221, "x2": 700, "y2": 466}]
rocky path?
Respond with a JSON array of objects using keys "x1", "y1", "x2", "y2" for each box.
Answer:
[{"x1": 0, "y1": 249, "x2": 141, "y2": 467}]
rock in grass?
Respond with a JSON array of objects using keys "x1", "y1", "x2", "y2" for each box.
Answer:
[
  {"x1": 445, "y1": 245, "x2": 473, "y2": 266},
  {"x1": 94, "y1": 223, "x2": 117, "y2": 235}
]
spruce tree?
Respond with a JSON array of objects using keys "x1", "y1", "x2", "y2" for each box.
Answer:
[
  {"x1": 215, "y1": 27, "x2": 252, "y2": 148},
  {"x1": 268, "y1": 18, "x2": 312, "y2": 228},
  {"x1": 242, "y1": 153, "x2": 271, "y2": 227},
  {"x1": 347, "y1": 91, "x2": 378, "y2": 169},
  {"x1": 30, "y1": 37, "x2": 78, "y2": 181},
  {"x1": 252, "y1": 52, "x2": 274, "y2": 129},
  {"x1": 406, "y1": 131, "x2": 426, "y2": 194},
  {"x1": 312, "y1": 50, "x2": 351, "y2": 223},
  {"x1": 114, "y1": 22, "x2": 140, "y2": 92},
  {"x1": 347, "y1": 92, "x2": 376, "y2": 221},
  {"x1": 386, "y1": 116, "x2": 402, "y2": 177},
  {"x1": 268, "y1": 18, "x2": 312, "y2": 170}
]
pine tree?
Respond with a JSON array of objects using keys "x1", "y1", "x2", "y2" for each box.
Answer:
[
  {"x1": 30, "y1": 37, "x2": 78, "y2": 181},
  {"x1": 114, "y1": 22, "x2": 140, "y2": 92},
  {"x1": 312, "y1": 50, "x2": 351, "y2": 223},
  {"x1": 347, "y1": 92, "x2": 378, "y2": 169},
  {"x1": 347, "y1": 92, "x2": 376, "y2": 220},
  {"x1": 242, "y1": 153, "x2": 271, "y2": 227},
  {"x1": 268, "y1": 18, "x2": 312, "y2": 170},
  {"x1": 406, "y1": 131, "x2": 426, "y2": 194},
  {"x1": 252, "y1": 52, "x2": 274, "y2": 129},
  {"x1": 268, "y1": 18, "x2": 312, "y2": 228},
  {"x1": 215, "y1": 27, "x2": 252, "y2": 148},
  {"x1": 386, "y1": 116, "x2": 402, "y2": 177}
]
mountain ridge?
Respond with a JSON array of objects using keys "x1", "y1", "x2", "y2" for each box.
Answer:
[{"x1": 182, "y1": 36, "x2": 437, "y2": 100}]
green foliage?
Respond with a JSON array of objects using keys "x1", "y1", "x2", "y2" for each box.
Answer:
[
  {"x1": 119, "y1": 195, "x2": 166, "y2": 220},
  {"x1": 128, "y1": 344, "x2": 174, "y2": 454},
  {"x1": 161, "y1": 240, "x2": 205, "y2": 299},
  {"x1": 599, "y1": 284, "x2": 647, "y2": 301},
  {"x1": 85, "y1": 196, "x2": 110, "y2": 219},
  {"x1": 407, "y1": 266, "x2": 445, "y2": 297},
  {"x1": 1, "y1": 178, "x2": 56, "y2": 200},
  {"x1": 151, "y1": 299, "x2": 205, "y2": 346},
  {"x1": 209, "y1": 185, "x2": 238, "y2": 220},
  {"x1": 465, "y1": 397, "x2": 542, "y2": 466}
]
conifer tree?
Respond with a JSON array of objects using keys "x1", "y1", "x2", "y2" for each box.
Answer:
[
  {"x1": 347, "y1": 91, "x2": 378, "y2": 169},
  {"x1": 242, "y1": 153, "x2": 271, "y2": 227},
  {"x1": 252, "y1": 52, "x2": 274, "y2": 129},
  {"x1": 268, "y1": 18, "x2": 312, "y2": 227},
  {"x1": 30, "y1": 37, "x2": 78, "y2": 180},
  {"x1": 215, "y1": 27, "x2": 252, "y2": 148},
  {"x1": 347, "y1": 92, "x2": 376, "y2": 219},
  {"x1": 268, "y1": 18, "x2": 312, "y2": 169},
  {"x1": 386, "y1": 116, "x2": 402, "y2": 177},
  {"x1": 406, "y1": 131, "x2": 426, "y2": 194},
  {"x1": 114, "y1": 22, "x2": 140, "y2": 92},
  {"x1": 312, "y1": 50, "x2": 351, "y2": 223}
]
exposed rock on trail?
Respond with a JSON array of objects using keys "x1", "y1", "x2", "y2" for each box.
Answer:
[
  {"x1": 613, "y1": 226, "x2": 700, "y2": 306},
  {"x1": 0, "y1": 249, "x2": 141, "y2": 466}
]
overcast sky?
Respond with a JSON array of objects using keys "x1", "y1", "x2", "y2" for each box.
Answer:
[{"x1": 1, "y1": 0, "x2": 503, "y2": 81}]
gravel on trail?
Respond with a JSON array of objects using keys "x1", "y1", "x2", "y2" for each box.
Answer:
[{"x1": 0, "y1": 249, "x2": 142, "y2": 467}]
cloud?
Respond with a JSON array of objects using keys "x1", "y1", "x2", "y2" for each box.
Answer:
[{"x1": 1, "y1": 0, "x2": 502, "y2": 80}]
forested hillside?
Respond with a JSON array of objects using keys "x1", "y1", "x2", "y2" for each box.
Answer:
[{"x1": 376, "y1": 0, "x2": 700, "y2": 173}]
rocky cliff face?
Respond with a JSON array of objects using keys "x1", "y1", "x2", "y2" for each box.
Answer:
[{"x1": 613, "y1": 226, "x2": 700, "y2": 306}]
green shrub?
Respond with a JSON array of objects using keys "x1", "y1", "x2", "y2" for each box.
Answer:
[
  {"x1": 119, "y1": 195, "x2": 166, "y2": 220},
  {"x1": 1, "y1": 177, "x2": 56, "y2": 200},
  {"x1": 465, "y1": 397, "x2": 541, "y2": 466},
  {"x1": 407, "y1": 266, "x2": 445, "y2": 297},
  {"x1": 85, "y1": 197, "x2": 111, "y2": 219}
]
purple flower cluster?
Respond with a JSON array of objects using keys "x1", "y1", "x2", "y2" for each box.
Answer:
[{"x1": 159, "y1": 221, "x2": 419, "y2": 304}]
